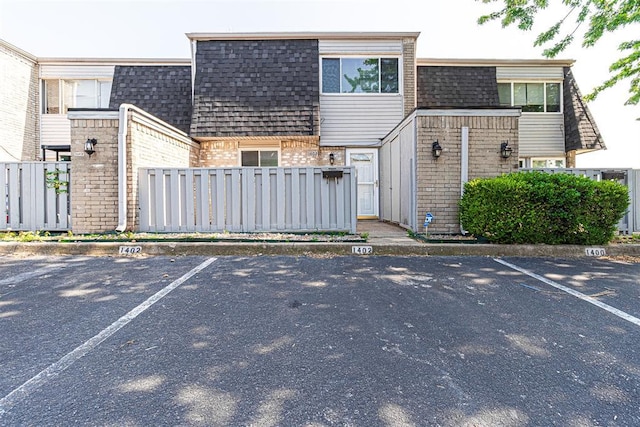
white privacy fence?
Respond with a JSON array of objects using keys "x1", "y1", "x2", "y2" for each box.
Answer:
[
  {"x1": 0, "y1": 162, "x2": 71, "y2": 231},
  {"x1": 523, "y1": 168, "x2": 639, "y2": 234},
  {"x1": 139, "y1": 167, "x2": 357, "y2": 233}
]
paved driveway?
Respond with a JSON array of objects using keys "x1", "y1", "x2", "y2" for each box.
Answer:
[{"x1": 1, "y1": 255, "x2": 639, "y2": 426}]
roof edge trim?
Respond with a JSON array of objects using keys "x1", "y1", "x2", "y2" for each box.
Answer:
[
  {"x1": 187, "y1": 31, "x2": 420, "y2": 41},
  {"x1": 417, "y1": 58, "x2": 575, "y2": 67}
]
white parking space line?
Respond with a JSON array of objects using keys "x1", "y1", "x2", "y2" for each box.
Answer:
[
  {"x1": 494, "y1": 258, "x2": 640, "y2": 328},
  {"x1": 0, "y1": 257, "x2": 217, "y2": 415},
  {"x1": 0, "y1": 264, "x2": 67, "y2": 286}
]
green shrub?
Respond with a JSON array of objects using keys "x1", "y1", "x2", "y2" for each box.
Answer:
[{"x1": 459, "y1": 171, "x2": 629, "y2": 245}]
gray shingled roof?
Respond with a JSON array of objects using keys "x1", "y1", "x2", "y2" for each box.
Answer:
[
  {"x1": 417, "y1": 66, "x2": 500, "y2": 108},
  {"x1": 109, "y1": 66, "x2": 192, "y2": 133},
  {"x1": 563, "y1": 67, "x2": 605, "y2": 151},
  {"x1": 190, "y1": 39, "x2": 319, "y2": 137}
]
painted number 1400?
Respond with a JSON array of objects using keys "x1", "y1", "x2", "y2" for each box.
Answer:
[{"x1": 585, "y1": 248, "x2": 606, "y2": 257}]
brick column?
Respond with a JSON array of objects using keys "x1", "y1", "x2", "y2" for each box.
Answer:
[{"x1": 69, "y1": 114, "x2": 120, "y2": 233}]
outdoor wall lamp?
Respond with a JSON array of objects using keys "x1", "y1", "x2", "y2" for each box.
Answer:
[
  {"x1": 84, "y1": 138, "x2": 97, "y2": 156},
  {"x1": 329, "y1": 152, "x2": 335, "y2": 165},
  {"x1": 500, "y1": 141, "x2": 513, "y2": 159},
  {"x1": 432, "y1": 140, "x2": 442, "y2": 158}
]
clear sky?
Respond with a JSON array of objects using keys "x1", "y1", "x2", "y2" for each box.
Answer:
[{"x1": 1, "y1": 0, "x2": 638, "y2": 168}]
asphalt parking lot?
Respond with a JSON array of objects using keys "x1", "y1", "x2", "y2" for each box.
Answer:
[{"x1": 0, "y1": 255, "x2": 639, "y2": 426}]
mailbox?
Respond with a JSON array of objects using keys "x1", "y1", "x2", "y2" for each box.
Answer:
[{"x1": 323, "y1": 170, "x2": 343, "y2": 179}]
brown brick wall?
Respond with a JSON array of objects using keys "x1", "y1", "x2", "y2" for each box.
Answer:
[
  {"x1": 198, "y1": 137, "x2": 343, "y2": 167},
  {"x1": 0, "y1": 42, "x2": 39, "y2": 161},
  {"x1": 69, "y1": 118, "x2": 120, "y2": 234},
  {"x1": 416, "y1": 114, "x2": 519, "y2": 234},
  {"x1": 402, "y1": 38, "x2": 417, "y2": 117},
  {"x1": 128, "y1": 112, "x2": 200, "y2": 230},
  {"x1": 69, "y1": 109, "x2": 199, "y2": 233}
]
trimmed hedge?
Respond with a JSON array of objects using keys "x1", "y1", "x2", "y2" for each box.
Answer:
[{"x1": 459, "y1": 171, "x2": 629, "y2": 244}]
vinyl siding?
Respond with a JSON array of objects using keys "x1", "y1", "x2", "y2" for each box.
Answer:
[
  {"x1": 40, "y1": 65, "x2": 115, "y2": 79},
  {"x1": 496, "y1": 66, "x2": 564, "y2": 81},
  {"x1": 320, "y1": 95, "x2": 404, "y2": 145},
  {"x1": 41, "y1": 115, "x2": 71, "y2": 146},
  {"x1": 318, "y1": 40, "x2": 402, "y2": 55},
  {"x1": 518, "y1": 113, "x2": 565, "y2": 157}
]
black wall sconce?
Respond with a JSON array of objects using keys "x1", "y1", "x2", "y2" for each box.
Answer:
[
  {"x1": 432, "y1": 140, "x2": 442, "y2": 158},
  {"x1": 500, "y1": 141, "x2": 513, "y2": 159},
  {"x1": 329, "y1": 152, "x2": 335, "y2": 165},
  {"x1": 85, "y1": 138, "x2": 97, "y2": 157}
]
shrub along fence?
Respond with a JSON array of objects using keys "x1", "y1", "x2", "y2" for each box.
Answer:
[
  {"x1": 460, "y1": 170, "x2": 630, "y2": 244},
  {"x1": 138, "y1": 167, "x2": 357, "y2": 233},
  {"x1": 522, "y1": 168, "x2": 639, "y2": 234}
]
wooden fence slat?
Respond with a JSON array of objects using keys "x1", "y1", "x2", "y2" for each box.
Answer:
[
  {"x1": 336, "y1": 171, "x2": 345, "y2": 230},
  {"x1": 306, "y1": 168, "x2": 315, "y2": 229},
  {"x1": 261, "y1": 169, "x2": 271, "y2": 230},
  {"x1": 320, "y1": 170, "x2": 330, "y2": 229},
  {"x1": 185, "y1": 169, "x2": 196, "y2": 231},
  {"x1": 139, "y1": 168, "x2": 150, "y2": 230},
  {"x1": 214, "y1": 170, "x2": 225, "y2": 230},
  {"x1": 154, "y1": 168, "x2": 165, "y2": 231},
  {"x1": 291, "y1": 168, "x2": 300, "y2": 230},
  {"x1": 0, "y1": 165, "x2": 7, "y2": 229},
  {"x1": 276, "y1": 168, "x2": 286, "y2": 230}
]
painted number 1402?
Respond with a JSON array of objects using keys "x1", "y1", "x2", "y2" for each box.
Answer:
[{"x1": 352, "y1": 246, "x2": 373, "y2": 255}]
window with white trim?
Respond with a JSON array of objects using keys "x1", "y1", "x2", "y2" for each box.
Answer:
[
  {"x1": 42, "y1": 79, "x2": 112, "y2": 114},
  {"x1": 322, "y1": 57, "x2": 399, "y2": 94},
  {"x1": 240, "y1": 149, "x2": 279, "y2": 167},
  {"x1": 531, "y1": 158, "x2": 566, "y2": 168},
  {"x1": 498, "y1": 82, "x2": 561, "y2": 113}
]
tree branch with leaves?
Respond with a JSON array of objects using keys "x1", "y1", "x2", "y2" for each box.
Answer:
[{"x1": 478, "y1": 0, "x2": 640, "y2": 105}]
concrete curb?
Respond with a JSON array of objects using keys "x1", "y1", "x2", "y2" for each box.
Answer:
[{"x1": 0, "y1": 241, "x2": 638, "y2": 257}]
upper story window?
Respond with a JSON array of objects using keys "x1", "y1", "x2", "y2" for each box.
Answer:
[
  {"x1": 42, "y1": 79, "x2": 112, "y2": 114},
  {"x1": 498, "y1": 82, "x2": 561, "y2": 113},
  {"x1": 322, "y1": 57, "x2": 399, "y2": 94}
]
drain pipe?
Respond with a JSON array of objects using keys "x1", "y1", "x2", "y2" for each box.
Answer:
[
  {"x1": 115, "y1": 103, "x2": 133, "y2": 232},
  {"x1": 460, "y1": 126, "x2": 469, "y2": 235}
]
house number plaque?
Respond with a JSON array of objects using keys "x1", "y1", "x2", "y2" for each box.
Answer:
[{"x1": 119, "y1": 246, "x2": 142, "y2": 255}]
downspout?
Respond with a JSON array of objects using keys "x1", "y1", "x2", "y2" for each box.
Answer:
[
  {"x1": 115, "y1": 103, "x2": 132, "y2": 232},
  {"x1": 460, "y1": 126, "x2": 469, "y2": 235}
]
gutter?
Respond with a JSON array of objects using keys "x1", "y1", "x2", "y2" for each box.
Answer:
[{"x1": 116, "y1": 104, "x2": 132, "y2": 232}]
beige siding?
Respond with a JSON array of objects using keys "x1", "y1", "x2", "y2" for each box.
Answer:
[
  {"x1": 496, "y1": 66, "x2": 564, "y2": 81},
  {"x1": 40, "y1": 64, "x2": 115, "y2": 79},
  {"x1": 40, "y1": 114, "x2": 71, "y2": 146},
  {"x1": 320, "y1": 95, "x2": 404, "y2": 145},
  {"x1": 518, "y1": 114, "x2": 565, "y2": 157},
  {"x1": 0, "y1": 41, "x2": 39, "y2": 161},
  {"x1": 318, "y1": 40, "x2": 402, "y2": 55}
]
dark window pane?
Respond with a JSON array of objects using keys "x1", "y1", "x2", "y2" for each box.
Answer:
[
  {"x1": 515, "y1": 83, "x2": 544, "y2": 112},
  {"x1": 380, "y1": 58, "x2": 398, "y2": 93},
  {"x1": 322, "y1": 58, "x2": 340, "y2": 93},
  {"x1": 260, "y1": 151, "x2": 278, "y2": 167},
  {"x1": 341, "y1": 58, "x2": 379, "y2": 93},
  {"x1": 546, "y1": 83, "x2": 561, "y2": 112},
  {"x1": 498, "y1": 83, "x2": 512, "y2": 106},
  {"x1": 241, "y1": 151, "x2": 259, "y2": 167}
]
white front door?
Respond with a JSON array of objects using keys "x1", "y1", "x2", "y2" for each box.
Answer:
[{"x1": 347, "y1": 149, "x2": 379, "y2": 218}]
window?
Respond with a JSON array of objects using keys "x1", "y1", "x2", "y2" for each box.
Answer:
[
  {"x1": 498, "y1": 82, "x2": 562, "y2": 113},
  {"x1": 241, "y1": 150, "x2": 279, "y2": 167},
  {"x1": 322, "y1": 57, "x2": 399, "y2": 94},
  {"x1": 43, "y1": 79, "x2": 112, "y2": 114},
  {"x1": 532, "y1": 158, "x2": 565, "y2": 168}
]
